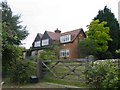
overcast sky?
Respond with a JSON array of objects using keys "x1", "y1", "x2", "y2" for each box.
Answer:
[{"x1": 4, "y1": 0, "x2": 120, "y2": 49}]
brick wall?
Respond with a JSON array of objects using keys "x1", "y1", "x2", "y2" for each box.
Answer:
[{"x1": 60, "y1": 33, "x2": 85, "y2": 59}]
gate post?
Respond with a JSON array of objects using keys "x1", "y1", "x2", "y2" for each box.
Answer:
[{"x1": 37, "y1": 59, "x2": 43, "y2": 81}]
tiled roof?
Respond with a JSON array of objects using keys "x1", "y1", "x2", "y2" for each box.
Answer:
[
  {"x1": 46, "y1": 31, "x2": 61, "y2": 41},
  {"x1": 36, "y1": 28, "x2": 84, "y2": 42},
  {"x1": 61, "y1": 28, "x2": 83, "y2": 41},
  {"x1": 46, "y1": 28, "x2": 83, "y2": 41}
]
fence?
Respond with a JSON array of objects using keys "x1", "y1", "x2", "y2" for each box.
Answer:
[{"x1": 37, "y1": 58, "x2": 94, "y2": 83}]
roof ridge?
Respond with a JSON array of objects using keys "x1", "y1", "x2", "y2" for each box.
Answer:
[{"x1": 62, "y1": 28, "x2": 82, "y2": 34}]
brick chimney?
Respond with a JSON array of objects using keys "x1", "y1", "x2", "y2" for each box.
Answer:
[{"x1": 54, "y1": 28, "x2": 61, "y2": 34}]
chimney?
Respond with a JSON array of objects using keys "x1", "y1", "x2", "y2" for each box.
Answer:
[{"x1": 54, "y1": 28, "x2": 61, "y2": 34}]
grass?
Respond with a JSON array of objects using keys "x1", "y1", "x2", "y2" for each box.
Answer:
[
  {"x1": 41, "y1": 61, "x2": 88, "y2": 88},
  {"x1": 42, "y1": 77, "x2": 87, "y2": 87},
  {"x1": 2, "y1": 78, "x2": 62, "y2": 88},
  {"x1": 2, "y1": 61, "x2": 88, "y2": 88}
]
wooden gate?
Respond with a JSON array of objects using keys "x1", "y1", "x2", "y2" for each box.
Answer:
[{"x1": 37, "y1": 58, "x2": 92, "y2": 83}]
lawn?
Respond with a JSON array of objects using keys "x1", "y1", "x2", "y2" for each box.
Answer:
[
  {"x1": 41, "y1": 61, "x2": 88, "y2": 88},
  {"x1": 2, "y1": 82, "x2": 62, "y2": 88},
  {"x1": 2, "y1": 61, "x2": 89, "y2": 88}
]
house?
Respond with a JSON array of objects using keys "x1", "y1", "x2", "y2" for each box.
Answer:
[
  {"x1": 59, "y1": 28, "x2": 86, "y2": 59},
  {"x1": 30, "y1": 28, "x2": 86, "y2": 59},
  {"x1": 31, "y1": 33, "x2": 43, "y2": 56},
  {"x1": 41, "y1": 29, "x2": 61, "y2": 48},
  {"x1": 31, "y1": 29, "x2": 61, "y2": 56}
]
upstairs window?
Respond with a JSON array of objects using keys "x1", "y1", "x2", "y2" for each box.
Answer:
[
  {"x1": 34, "y1": 41, "x2": 41, "y2": 47},
  {"x1": 60, "y1": 49, "x2": 70, "y2": 57},
  {"x1": 42, "y1": 39, "x2": 49, "y2": 46},
  {"x1": 60, "y1": 35, "x2": 71, "y2": 43}
]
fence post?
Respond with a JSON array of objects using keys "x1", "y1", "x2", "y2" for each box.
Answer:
[{"x1": 37, "y1": 59, "x2": 43, "y2": 81}]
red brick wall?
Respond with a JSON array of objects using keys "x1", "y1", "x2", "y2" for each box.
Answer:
[{"x1": 60, "y1": 33, "x2": 85, "y2": 59}]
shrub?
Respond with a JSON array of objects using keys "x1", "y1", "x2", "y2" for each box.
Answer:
[
  {"x1": 84, "y1": 60, "x2": 119, "y2": 89},
  {"x1": 8, "y1": 59, "x2": 36, "y2": 84},
  {"x1": 2, "y1": 45, "x2": 24, "y2": 77},
  {"x1": 39, "y1": 49, "x2": 56, "y2": 60}
]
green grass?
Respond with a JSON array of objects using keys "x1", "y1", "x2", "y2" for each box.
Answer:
[
  {"x1": 42, "y1": 77, "x2": 87, "y2": 87},
  {"x1": 3, "y1": 61, "x2": 88, "y2": 88},
  {"x1": 42, "y1": 61, "x2": 88, "y2": 87},
  {"x1": 2, "y1": 77, "x2": 61, "y2": 88}
]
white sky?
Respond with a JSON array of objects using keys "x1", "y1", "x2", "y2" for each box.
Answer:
[{"x1": 4, "y1": 0, "x2": 120, "y2": 49}]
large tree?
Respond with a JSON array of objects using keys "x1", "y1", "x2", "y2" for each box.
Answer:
[
  {"x1": 2, "y1": 1, "x2": 29, "y2": 75},
  {"x1": 87, "y1": 20, "x2": 112, "y2": 53},
  {"x1": 79, "y1": 20, "x2": 112, "y2": 59},
  {"x1": 94, "y1": 6, "x2": 120, "y2": 58},
  {"x1": 2, "y1": 2, "x2": 28, "y2": 45}
]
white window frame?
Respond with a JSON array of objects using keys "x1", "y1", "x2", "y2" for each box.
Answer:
[
  {"x1": 34, "y1": 41, "x2": 41, "y2": 47},
  {"x1": 60, "y1": 49, "x2": 70, "y2": 57},
  {"x1": 42, "y1": 39, "x2": 49, "y2": 46},
  {"x1": 60, "y1": 34, "x2": 71, "y2": 43}
]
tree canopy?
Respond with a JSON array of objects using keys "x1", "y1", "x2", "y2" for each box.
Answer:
[
  {"x1": 78, "y1": 38, "x2": 97, "y2": 58},
  {"x1": 78, "y1": 20, "x2": 112, "y2": 59},
  {"x1": 2, "y1": 2, "x2": 29, "y2": 46},
  {"x1": 94, "y1": 6, "x2": 120, "y2": 58},
  {"x1": 2, "y1": 1, "x2": 29, "y2": 75},
  {"x1": 87, "y1": 19, "x2": 112, "y2": 53}
]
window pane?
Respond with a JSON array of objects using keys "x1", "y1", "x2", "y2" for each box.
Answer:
[
  {"x1": 60, "y1": 35, "x2": 71, "y2": 43},
  {"x1": 34, "y1": 41, "x2": 41, "y2": 47},
  {"x1": 42, "y1": 39, "x2": 49, "y2": 46},
  {"x1": 60, "y1": 49, "x2": 69, "y2": 57}
]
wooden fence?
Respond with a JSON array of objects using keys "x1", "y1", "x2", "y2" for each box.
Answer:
[
  {"x1": 37, "y1": 58, "x2": 93, "y2": 83},
  {"x1": 36, "y1": 58, "x2": 120, "y2": 83}
]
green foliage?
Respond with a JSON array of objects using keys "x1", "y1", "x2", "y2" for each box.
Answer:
[
  {"x1": 86, "y1": 20, "x2": 112, "y2": 59},
  {"x1": 116, "y1": 49, "x2": 120, "y2": 54},
  {"x1": 2, "y1": 1, "x2": 29, "y2": 45},
  {"x1": 79, "y1": 19, "x2": 112, "y2": 59},
  {"x1": 116, "y1": 49, "x2": 120, "y2": 58},
  {"x1": 87, "y1": 19, "x2": 112, "y2": 53},
  {"x1": 39, "y1": 42, "x2": 60, "y2": 60},
  {"x1": 2, "y1": 1, "x2": 29, "y2": 76},
  {"x1": 84, "y1": 60, "x2": 119, "y2": 88},
  {"x1": 78, "y1": 38, "x2": 97, "y2": 58},
  {"x1": 94, "y1": 6, "x2": 120, "y2": 58},
  {"x1": 2, "y1": 45, "x2": 23, "y2": 76},
  {"x1": 8, "y1": 59, "x2": 36, "y2": 84},
  {"x1": 39, "y1": 49, "x2": 56, "y2": 60}
]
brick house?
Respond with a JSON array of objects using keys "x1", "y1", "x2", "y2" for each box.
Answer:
[
  {"x1": 59, "y1": 28, "x2": 86, "y2": 59},
  {"x1": 31, "y1": 28, "x2": 86, "y2": 59}
]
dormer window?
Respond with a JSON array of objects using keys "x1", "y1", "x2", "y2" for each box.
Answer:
[
  {"x1": 34, "y1": 41, "x2": 41, "y2": 47},
  {"x1": 42, "y1": 39, "x2": 49, "y2": 46},
  {"x1": 60, "y1": 35, "x2": 71, "y2": 43}
]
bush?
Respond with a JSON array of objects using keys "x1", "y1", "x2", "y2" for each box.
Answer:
[
  {"x1": 2, "y1": 45, "x2": 24, "y2": 77},
  {"x1": 39, "y1": 49, "x2": 56, "y2": 60},
  {"x1": 8, "y1": 59, "x2": 36, "y2": 84},
  {"x1": 84, "y1": 60, "x2": 119, "y2": 89}
]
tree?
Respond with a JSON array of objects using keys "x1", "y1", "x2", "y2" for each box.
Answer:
[
  {"x1": 94, "y1": 6, "x2": 120, "y2": 58},
  {"x1": 2, "y1": 2, "x2": 28, "y2": 46},
  {"x1": 87, "y1": 20, "x2": 112, "y2": 59},
  {"x1": 1, "y1": 1, "x2": 29, "y2": 75},
  {"x1": 78, "y1": 38, "x2": 97, "y2": 58}
]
